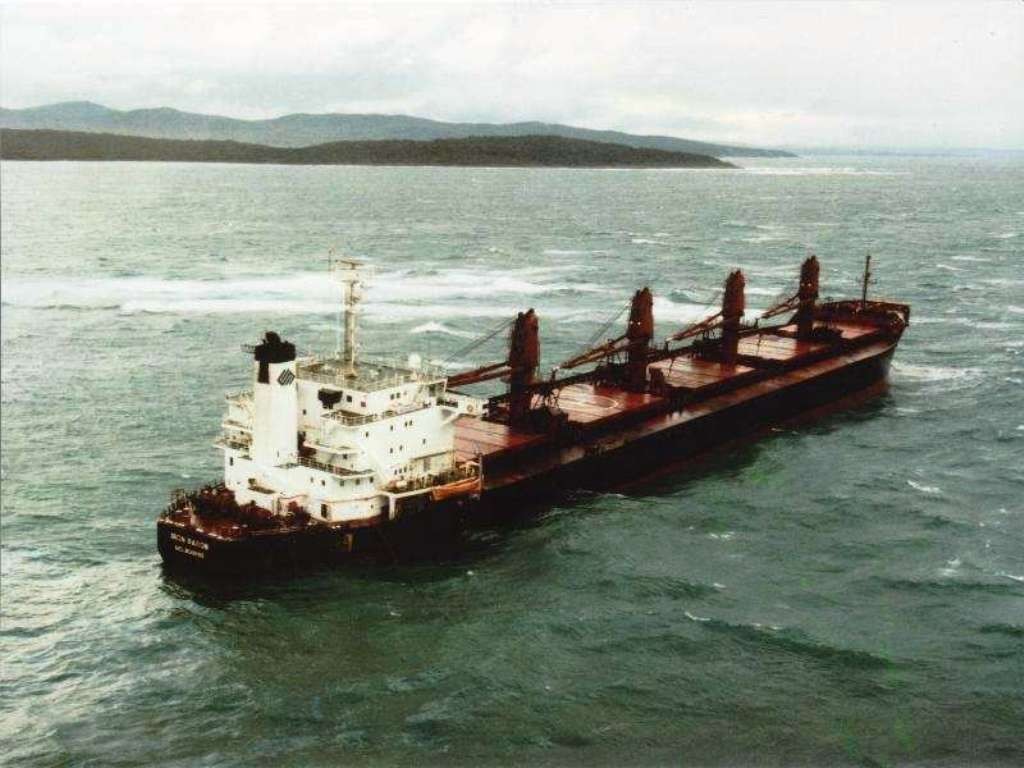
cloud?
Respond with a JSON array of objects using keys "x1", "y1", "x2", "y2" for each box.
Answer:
[{"x1": 1, "y1": 1, "x2": 1022, "y2": 148}]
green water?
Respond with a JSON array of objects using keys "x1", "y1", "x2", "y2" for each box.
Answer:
[{"x1": 1, "y1": 158, "x2": 1022, "y2": 766}]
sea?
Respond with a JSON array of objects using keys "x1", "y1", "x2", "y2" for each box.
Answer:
[{"x1": 1, "y1": 157, "x2": 1022, "y2": 767}]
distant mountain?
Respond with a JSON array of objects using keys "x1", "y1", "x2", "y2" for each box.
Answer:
[
  {"x1": 0, "y1": 129, "x2": 737, "y2": 168},
  {"x1": 0, "y1": 101, "x2": 794, "y2": 158}
]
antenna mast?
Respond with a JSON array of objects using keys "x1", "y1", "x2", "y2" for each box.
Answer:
[
  {"x1": 330, "y1": 254, "x2": 364, "y2": 376},
  {"x1": 861, "y1": 254, "x2": 872, "y2": 308}
]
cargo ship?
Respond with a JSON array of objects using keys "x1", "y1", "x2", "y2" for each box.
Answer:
[{"x1": 158, "y1": 255, "x2": 909, "y2": 575}]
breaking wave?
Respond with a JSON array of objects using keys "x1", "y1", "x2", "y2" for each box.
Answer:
[
  {"x1": 891, "y1": 362, "x2": 985, "y2": 390},
  {"x1": 409, "y1": 322, "x2": 477, "y2": 339},
  {"x1": 908, "y1": 480, "x2": 942, "y2": 495},
  {"x1": 0, "y1": 268, "x2": 607, "y2": 318}
]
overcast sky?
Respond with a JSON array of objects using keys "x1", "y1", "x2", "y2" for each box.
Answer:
[{"x1": 1, "y1": 1, "x2": 1022, "y2": 149}]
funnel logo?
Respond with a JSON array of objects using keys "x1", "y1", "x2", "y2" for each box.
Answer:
[{"x1": 277, "y1": 369, "x2": 295, "y2": 386}]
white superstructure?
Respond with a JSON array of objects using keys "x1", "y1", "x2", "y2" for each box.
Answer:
[{"x1": 216, "y1": 261, "x2": 484, "y2": 524}]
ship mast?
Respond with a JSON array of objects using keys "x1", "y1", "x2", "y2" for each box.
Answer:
[
  {"x1": 861, "y1": 253, "x2": 872, "y2": 308},
  {"x1": 330, "y1": 254, "x2": 364, "y2": 376}
]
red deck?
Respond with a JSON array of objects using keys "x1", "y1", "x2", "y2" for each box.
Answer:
[
  {"x1": 738, "y1": 333, "x2": 827, "y2": 364},
  {"x1": 541, "y1": 382, "x2": 663, "y2": 425},
  {"x1": 648, "y1": 357, "x2": 755, "y2": 391},
  {"x1": 776, "y1": 321, "x2": 881, "y2": 342},
  {"x1": 455, "y1": 383, "x2": 664, "y2": 460},
  {"x1": 455, "y1": 416, "x2": 545, "y2": 461},
  {"x1": 456, "y1": 321, "x2": 893, "y2": 462}
]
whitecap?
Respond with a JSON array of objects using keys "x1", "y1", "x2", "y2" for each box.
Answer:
[
  {"x1": 739, "y1": 234, "x2": 784, "y2": 244},
  {"x1": 0, "y1": 267, "x2": 609, "y2": 318},
  {"x1": 652, "y1": 296, "x2": 767, "y2": 325},
  {"x1": 542, "y1": 249, "x2": 606, "y2": 256},
  {"x1": 409, "y1": 322, "x2": 476, "y2": 339},
  {"x1": 684, "y1": 611, "x2": 710, "y2": 623},
  {"x1": 908, "y1": 480, "x2": 942, "y2": 495},
  {"x1": 891, "y1": 362, "x2": 984, "y2": 386}
]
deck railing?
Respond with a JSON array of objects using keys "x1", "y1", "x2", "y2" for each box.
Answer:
[{"x1": 297, "y1": 456, "x2": 366, "y2": 477}]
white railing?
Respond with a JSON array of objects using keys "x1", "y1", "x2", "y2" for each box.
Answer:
[
  {"x1": 297, "y1": 456, "x2": 369, "y2": 478},
  {"x1": 323, "y1": 401, "x2": 432, "y2": 427}
]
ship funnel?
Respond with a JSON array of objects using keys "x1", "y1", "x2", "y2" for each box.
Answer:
[
  {"x1": 252, "y1": 331, "x2": 299, "y2": 467},
  {"x1": 721, "y1": 270, "x2": 745, "y2": 363},
  {"x1": 508, "y1": 309, "x2": 540, "y2": 424},
  {"x1": 796, "y1": 255, "x2": 820, "y2": 337},
  {"x1": 625, "y1": 287, "x2": 654, "y2": 390}
]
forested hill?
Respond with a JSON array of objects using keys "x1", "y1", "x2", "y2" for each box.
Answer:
[
  {"x1": 0, "y1": 129, "x2": 737, "y2": 168},
  {"x1": 0, "y1": 101, "x2": 792, "y2": 157}
]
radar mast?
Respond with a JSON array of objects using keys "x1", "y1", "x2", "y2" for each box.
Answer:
[{"x1": 329, "y1": 253, "x2": 364, "y2": 376}]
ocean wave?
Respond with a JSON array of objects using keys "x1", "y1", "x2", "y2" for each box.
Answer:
[
  {"x1": 541, "y1": 249, "x2": 608, "y2": 256},
  {"x1": 409, "y1": 322, "x2": 477, "y2": 339},
  {"x1": 908, "y1": 480, "x2": 942, "y2": 495},
  {"x1": 651, "y1": 296, "x2": 720, "y2": 324},
  {"x1": 686, "y1": 615, "x2": 893, "y2": 669},
  {"x1": 980, "y1": 623, "x2": 1024, "y2": 637},
  {"x1": 739, "y1": 167, "x2": 906, "y2": 177},
  {"x1": 0, "y1": 268, "x2": 607, "y2": 317},
  {"x1": 891, "y1": 362, "x2": 985, "y2": 388},
  {"x1": 738, "y1": 235, "x2": 786, "y2": 244},
  {"x1": 649, "y1": 295, "x2": 769, "y2": 325},
  {"x1": 879, "y1": 577, "x2": 1021, "y2": 595}
]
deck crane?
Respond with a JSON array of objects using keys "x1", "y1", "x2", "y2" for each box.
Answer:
[
  {"x1": 554, "y1": 288, "x2": 654, "y2": 391},
  {"x1": 664, "y1": 270, "x2": 747, "y2": 364},
  {"x1": 446, "y1": 309, "x2": 540, "y2": 425},
  {"x1": 760, "y1": 255, "x2": 819, "y2": 337}
]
